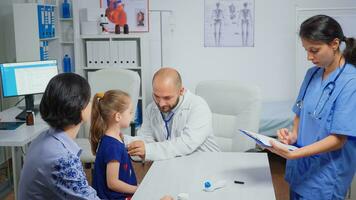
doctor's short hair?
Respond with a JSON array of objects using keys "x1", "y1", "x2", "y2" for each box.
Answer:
[
  {"x1": 299, "y1": 15, "x2": 356, "y2": 66},
  {"x1": 40, "y1": 73, "x2": 91, "y2": 130}
]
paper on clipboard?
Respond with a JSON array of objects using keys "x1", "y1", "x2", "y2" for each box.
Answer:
[{"x1": 238, "y1": 129, "x2": 299, "y2": 151}]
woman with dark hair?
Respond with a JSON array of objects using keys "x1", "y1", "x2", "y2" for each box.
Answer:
[
  {"x1": 18, "y1": 73, "x2": 100, "y2": 199},
  {"x1": 268, "y1": 15, "x2": 356, "y2": 199}
]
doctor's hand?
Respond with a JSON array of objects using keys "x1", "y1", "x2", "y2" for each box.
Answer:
[
  {"x1": 277, "y1": 128, "x2": 296, "y2": 145},
  {"x1": 127, "y1": 140, "x2": 146, "y2": 159},
  {"x1": 267, "y1": 140, "x2": 298, "y2": 160}
]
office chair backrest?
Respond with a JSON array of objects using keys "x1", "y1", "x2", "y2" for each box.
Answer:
[
  {"x1": 196, "y1": 80, "x2": 261, "y2": 152},
  {"x1": 82, "y1": 68, "x2": 141, "y2": 137}
]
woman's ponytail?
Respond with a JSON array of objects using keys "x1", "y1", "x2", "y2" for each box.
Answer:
[{"x1": 343, "y1": 37, "x2": 356, "y2": 66}]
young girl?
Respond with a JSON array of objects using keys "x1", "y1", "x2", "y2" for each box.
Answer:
[
  {"x1": 90, "y1": 90, "x2": 138, "y2": 200},
  {"x1": 268, "y1": 15, "x2": 356, "y2": 199},
  {"x1": 19, "y1": 73, "x2": 99, "y2": 199}
]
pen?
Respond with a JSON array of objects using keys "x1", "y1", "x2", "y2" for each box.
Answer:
[{"x1": 234, "y1": 180, "x2": 245, "y2": 184}]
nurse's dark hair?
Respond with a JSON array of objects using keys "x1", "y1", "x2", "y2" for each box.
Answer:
[
  {"x1": 90, "y1": 90, "x2": 131, "y2": 155},
  {"x1": 299, "y1": 14, "x2": 356, "y2": 66},
  {"x1": 40, "y1": 73, "x2": 91, "y2": 130}
]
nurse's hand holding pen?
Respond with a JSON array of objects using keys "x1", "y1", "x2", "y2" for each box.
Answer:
[
  {"x1": 267, "y1": 128, "x2": 298, "y2": 159},
  {"x1": 277, "y1": 128, "x2": 297, "y2": 145},
  {"x1": 127, "y1": 140, "x2": 146, "y2": 159}
]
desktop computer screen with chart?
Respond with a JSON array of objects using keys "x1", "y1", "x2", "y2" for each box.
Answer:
[{"x1": 0, "y1": 60, "x2": 58, "y2": 120}]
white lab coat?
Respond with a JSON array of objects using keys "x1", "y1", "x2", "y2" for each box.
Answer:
[{"x1": 128, "y1": 90, "x2": 220, "y2": 161}]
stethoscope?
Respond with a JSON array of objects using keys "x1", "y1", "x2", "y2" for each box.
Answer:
[
  {"x1": 160, "y1": 112, "x2": 175, "y2": 140},
  {"x1": 154, "y1": 95, "x2": 185, "y2": 140},
  {"x1": 296, "y1": 62, "x2": 347, "y2": 119}
]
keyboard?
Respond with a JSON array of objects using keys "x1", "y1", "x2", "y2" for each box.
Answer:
[{"x1": 0, "y1": 122, "x2": 25, "y2": 130}]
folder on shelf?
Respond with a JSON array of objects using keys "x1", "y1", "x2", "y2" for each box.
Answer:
[
  {"x1": 86, "y1": 41, "x2": 94, "y2": 67},
  {"x1": 238, "y1": 129, "x2": 299, "y2": 151},
  {"x1": 52, "y1": 6, "x2": 55, "y2": 37},
  {"x1": 111, "y1": 40, "x2": 120, "y2": 66},
  {"x1": 46, "y1": 6, "x2": 51, "y2": 38},
  {"x1": 118, "y1": 41, "x2": 126, "y2": 67},
  {"x1": 37, "y1": 5, "x2": 45, "y2": 38},
  {"x1": 126, "y1": 40, "x2": 138, "y2": 67},
  {"x1": 100, "y1": 41, "x2": 110, "y2": 67},
  {"x1": 44, "y1": 5, "x2": 49, "y2": 38},
  {"x1": 40, "y1": 41, "x2": 49, "y2": 61}
]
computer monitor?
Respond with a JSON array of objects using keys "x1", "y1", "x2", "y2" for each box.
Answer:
[{"x1": 0, "y1": 60, "x2": 58, "y2": 120}]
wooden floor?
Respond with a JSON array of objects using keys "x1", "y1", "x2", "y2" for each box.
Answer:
[{"x1": 3, "y1": 152, "x2": 289, "y2": 200}]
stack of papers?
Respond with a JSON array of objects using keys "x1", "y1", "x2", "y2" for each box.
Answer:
[{"x1": 239, "y1": 129, "x2": 299, "y2": 151}]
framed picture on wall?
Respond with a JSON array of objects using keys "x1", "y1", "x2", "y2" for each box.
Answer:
[
  {"x1": 204, "y1": 0, "x2": 255, "y2": 47},
  {"x1": 100, "y1": 0, "x2": 149, "y2": 33}
]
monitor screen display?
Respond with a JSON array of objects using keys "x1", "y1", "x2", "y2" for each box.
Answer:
[{"x1": 0, "y1": 60, "x2": 58, "y2": 97}]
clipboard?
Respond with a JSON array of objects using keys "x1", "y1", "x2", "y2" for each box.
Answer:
[{"x1": 238, "y1": 129, "x2": 299, "y2": 151}]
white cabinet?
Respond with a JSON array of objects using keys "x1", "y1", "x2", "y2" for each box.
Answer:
[{"x1": 13, "y1": 3, "x2": 60, "y2": 63}]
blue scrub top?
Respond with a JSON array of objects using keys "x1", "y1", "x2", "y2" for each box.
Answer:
[
  {"x1": 288, "y1": 63, "x2": 356, "y2": 200},
  {"x1": 93, "y1": 135, "x2": 137, "y2": 200}
]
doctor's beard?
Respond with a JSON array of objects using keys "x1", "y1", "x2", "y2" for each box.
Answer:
[{"x1": 156, "y1": 97, "x2": 180, "y2": 113}]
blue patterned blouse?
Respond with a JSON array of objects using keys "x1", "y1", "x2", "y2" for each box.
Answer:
[{"x1": 18, "y1": 128, "x2": 100, "y2": 200}]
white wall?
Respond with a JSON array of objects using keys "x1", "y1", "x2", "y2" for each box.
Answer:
[
  {"x1": 2, "y1": 0, "x2": 355, "y2": 102},
  {"x1": 151, "y1": 0, "x2": 296, "y2": 101},
  {"x1": 150, "y1": 0, "x2": 356, "y2": 101},
  {"x1": 0, "y1": 0, "x2": 19, "y2": 64}
]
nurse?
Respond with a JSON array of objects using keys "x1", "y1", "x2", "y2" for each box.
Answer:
[{"x1": 268, "y1": 15, "x2": 356, "y2": 199}]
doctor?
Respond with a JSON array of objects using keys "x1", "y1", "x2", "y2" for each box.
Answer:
[
  {"x1": 268, "y1": 15, "x2": 356, "y2": 200},
  {"x1": 127, "y1": 67, "x2": 220, "y2": 161}
]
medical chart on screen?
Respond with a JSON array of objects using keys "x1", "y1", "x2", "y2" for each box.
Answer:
[{"x1": 14, "y1": 67, "x2": 57, "y2": 95}]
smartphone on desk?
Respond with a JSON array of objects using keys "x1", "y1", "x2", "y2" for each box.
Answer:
[{"x1": 0, "y1": 122, "x2": 25, "y2": 130}]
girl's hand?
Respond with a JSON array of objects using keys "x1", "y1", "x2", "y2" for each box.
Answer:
[{"x1": 277, "y1": 128, "x2": 296, "y2": 145}]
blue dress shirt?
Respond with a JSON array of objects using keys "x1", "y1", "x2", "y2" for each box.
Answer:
[{"x1": 18, "y1": 128, "x2": 100, "y2": 200}]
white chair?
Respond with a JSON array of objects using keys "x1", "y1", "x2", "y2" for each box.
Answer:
[
  {"x1": 75, "y1": 68, "x2": 140, "y2": 165},
  {"x1": 195, "y1": 80, "x2": 261, "y2": 152}
]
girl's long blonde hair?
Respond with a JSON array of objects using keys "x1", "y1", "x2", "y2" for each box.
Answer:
[{"x1": 90, "y1": 90, "x2": 131, "y2": 155}]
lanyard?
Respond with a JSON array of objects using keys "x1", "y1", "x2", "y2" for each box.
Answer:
[{"x1": 160, "y1": 112, "x2": 175, "y2": 140}]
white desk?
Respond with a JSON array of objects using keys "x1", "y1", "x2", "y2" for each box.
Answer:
[
  {"x1": 0, "y1": 107, "x2": 48, "y2": 200},
  {"x1": 133, "y1": 152, "x2": 276, "y2": 200}
]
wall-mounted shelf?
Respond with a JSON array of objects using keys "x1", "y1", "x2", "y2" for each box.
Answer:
[
  {"x1": 80, "y1": 33, "x2": 147, "y2": 39},
  {"x1": 60, "y1": 41, "x2": 74, "y2": 44},
  {"x1": 39, "y1": 37, "x2": 58, "y2": 41},
  {"x1": 82, "y1": 66, "x2": 141, "y2": 70},
  {"x1": 60, "y1": 18, "x2": 73, "y2": 21}
]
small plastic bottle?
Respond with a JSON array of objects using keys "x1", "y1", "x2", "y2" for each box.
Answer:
[
  {"x1": 62, "y1": 0, "x2": 71, "y2": 18},
  {"x1": 115, "y1": 24, "x2": 121, "y2": 34},
  {"x1": 63, "y1": 54, "x2": 72, "y2": 73},
  {"x1": 26, "y1": 110, "x2": 34, "y2": 126},
  {"x1": 123, "y1": 24, "x2": 129, "y2": 34}
]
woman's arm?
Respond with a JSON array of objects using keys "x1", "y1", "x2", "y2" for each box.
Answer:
[
  {"x1": 269, "y1": 134, "x2": 347, "y2": 159},
  {"x1": 106, "y1": 161, "x2": 137, "y2": 194}
]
